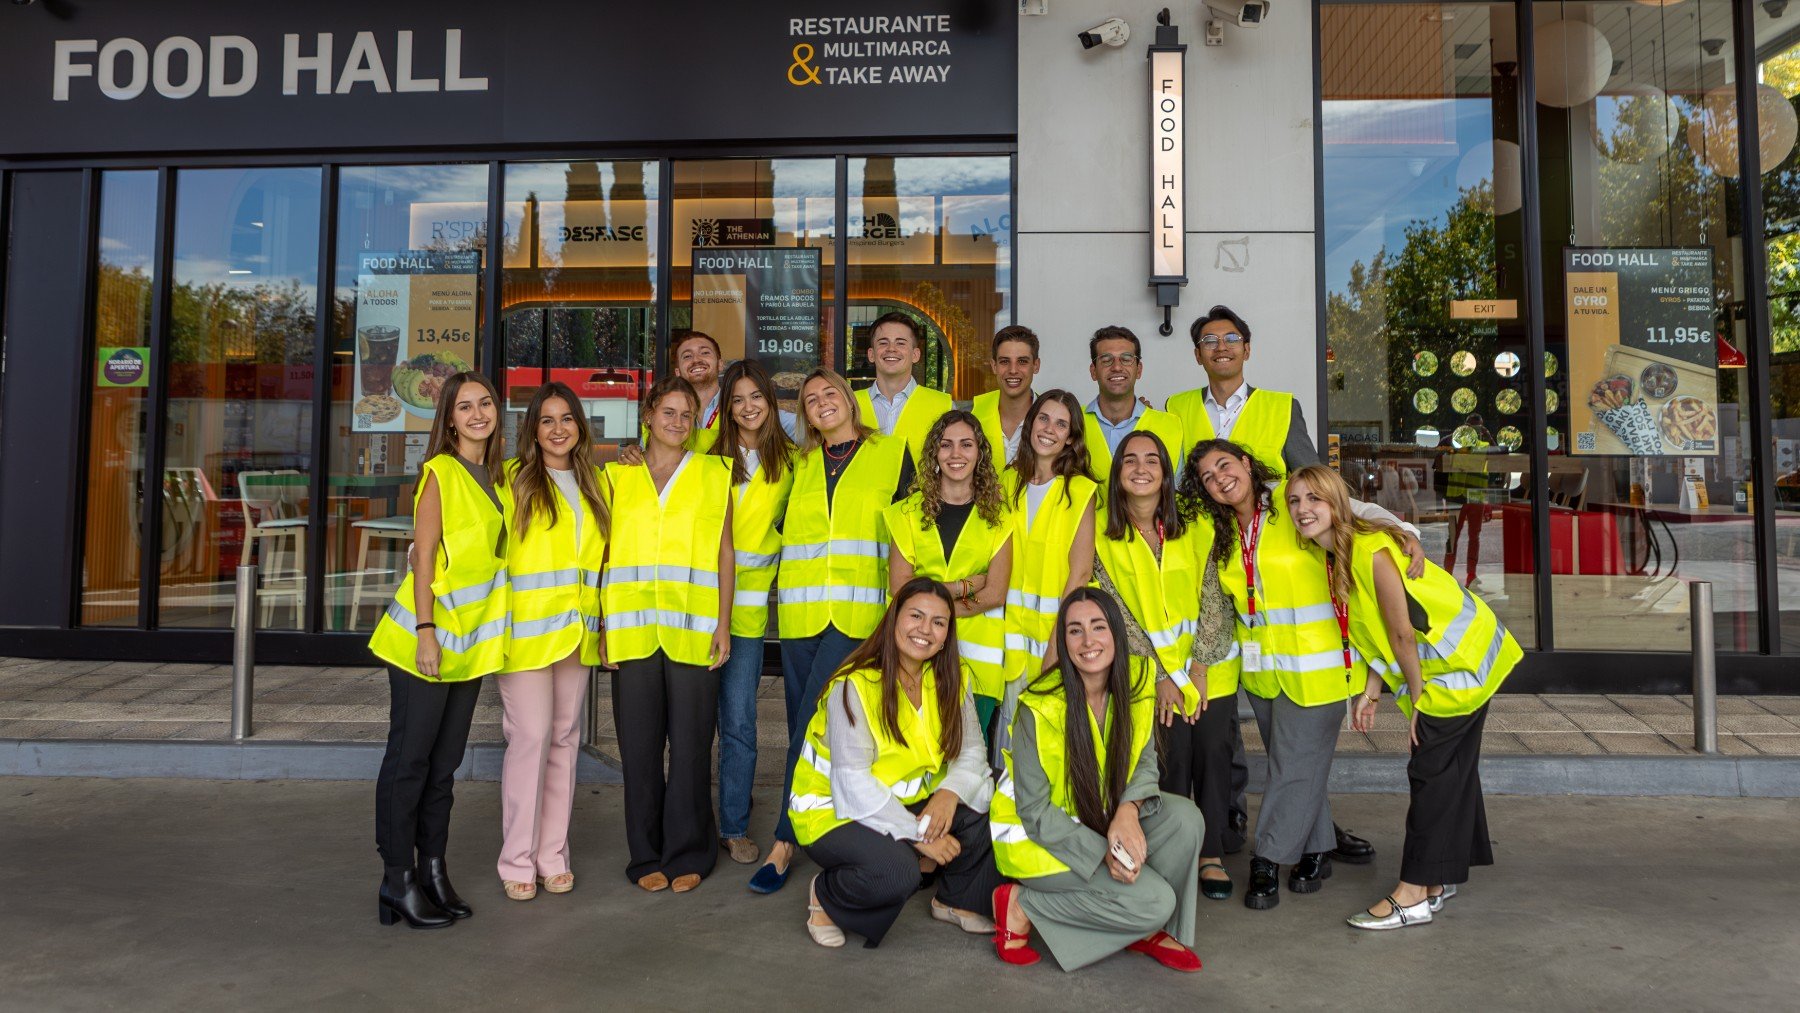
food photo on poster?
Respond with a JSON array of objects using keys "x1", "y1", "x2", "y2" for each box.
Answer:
[
  {"x1": 1564, "y1": 247, "x2": 1719, "y2": 457},
  {"x1": 351, "y1": 250, "x2": 480, "y2": 433}
]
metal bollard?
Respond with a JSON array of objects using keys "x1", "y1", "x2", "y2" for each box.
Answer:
[
  {"x1": 1690, "y1": 581, "x2": 1717, "y2": 755},
  {"x1": 231, "y1": 563, "x2": 256, "y2": 741}
]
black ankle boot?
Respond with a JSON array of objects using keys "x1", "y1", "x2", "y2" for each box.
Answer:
[
  {"x1": 420, "y1": 856, "x2": 473, "y2": 919},
  {"x1": 379, "y1": 867, "x2": 454, "y2": 929},
  {"x1": 1245, "y1": 856, "x2": 1280, "y2": 910},
  {"x1": 1288, "y1": 852, "x2": 1332, "y2": 893}
]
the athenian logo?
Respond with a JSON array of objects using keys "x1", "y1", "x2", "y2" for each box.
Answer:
[
  {"x1": 861, "y1": 212, "x2": 903, "y2": 240},
  {"x1": 692, "y1": 219, "x2": 723, "y2": 247}
]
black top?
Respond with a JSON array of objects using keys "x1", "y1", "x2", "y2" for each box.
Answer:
[
  {"x1": 935, "y1": 500, "x2": 974, "y2": 560},
  {"x1": 823, "y1": 440, "x2": 915, "y2": 505}
]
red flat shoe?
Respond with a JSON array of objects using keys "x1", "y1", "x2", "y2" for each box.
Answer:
[
  {"x1": 1127, "y1": 931, "x2": 1203, "y2": 973},
  {"x1": 991, "y1": 885, "x2": 1041, "y2": 966}
]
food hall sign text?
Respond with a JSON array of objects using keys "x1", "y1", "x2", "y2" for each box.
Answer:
[
  {"x1": 51, "y1": 29, "x2": 488, "y2": 101},
  {"x1": 1148, "y1": 11, "x2": 1187, "y2": 336}
]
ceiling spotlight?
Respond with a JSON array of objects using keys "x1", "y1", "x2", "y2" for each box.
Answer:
[
  {"x1": 1765, "y1": 0, "x2": 1789, "y2": 17},
  {"x1": 1700, "y1": 37, "x2": 1726, "y2": 56}
]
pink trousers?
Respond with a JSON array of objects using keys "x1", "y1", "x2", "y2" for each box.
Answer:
[{"x1": 495, "y1": 653, "x2": 589, "y2": 884}]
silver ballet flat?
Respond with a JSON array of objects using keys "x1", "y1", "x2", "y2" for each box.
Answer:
[
  {"x1": 1428, "y1": 884, "x2": 1458, "y2": 913},
  {"x1": 1346, "y1": 895, "x2": 1433, "y2": 931}
]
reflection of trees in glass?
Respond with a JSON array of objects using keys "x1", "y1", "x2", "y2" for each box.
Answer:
[
  {"x1": 1328, "y1": 181, "x2": 1507, "y2": 444},
  {"x1": 95, "y1": 264, "x2": 154, "y2": 345},
  {"x1": 169, "y1": 279, "x2": 316, "y2": 365}
]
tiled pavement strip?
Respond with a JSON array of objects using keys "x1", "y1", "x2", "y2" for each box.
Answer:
[{"x1": 3, "y1": 656, "x2": 1797, "y2": 767}]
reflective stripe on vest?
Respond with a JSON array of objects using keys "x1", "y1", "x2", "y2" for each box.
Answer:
[
  {"x1": 1217, "y1": 481, "x2": 1358, "y2": 706},
  {"x1": 1002, "y1": 472, "x2": 1099, "y2": 687},
  {"x1": 368, "y1": 454, "x2": 510, "y2": 682},
  {"x1": 1349, "y1": 534, "x2": 1519, "y2": 717},
  {"x1": 600, "y1": 454, "x2": 732, "y2": 666},
  {"x1": 786, "y1": 663, "x2": 954, "y2": 846},
  {"x1": 884, "y1": 491, "x2": 1013, "y2": 700},
  {"x1": 777, "y1": 436, "x2": 907, "y2": 640},
  {"x1": 990, "y1": 660, "x2": 1156, "y2": 879}
]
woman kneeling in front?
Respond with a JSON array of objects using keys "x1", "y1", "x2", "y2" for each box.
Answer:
[
  {"x1": 988, "y1": 588, "x2": 1204, "y2": 973},
  {"x1": 1286, "y1": 466, "x2": 1518, "y2": 930},
  {"x1": 788, "y1": 577, "x2": 1002, "y2": 949}
]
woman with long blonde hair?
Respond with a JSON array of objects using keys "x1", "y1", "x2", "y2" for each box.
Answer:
[
  {"x1": 1284, "y1": 465, "x2": 1519, "y2": 931},
  {"x1": 886, "y1": 410, "x2": 1014, "y2": 735},
  {"x1": 493, "y1": 381, "x2": 608, "y2": 902}
]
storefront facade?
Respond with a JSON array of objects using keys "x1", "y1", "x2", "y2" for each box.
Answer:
[{"x1": 1, "y1": 0, "x2": 1793, "y2": 691}]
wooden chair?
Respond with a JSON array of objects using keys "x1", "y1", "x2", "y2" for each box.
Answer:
[
  {"x1": 237, "y1": 470, "x2": 307, "y2": 629},
  {"x1": 349, "y1": 515, "x2": 416, "y2": 629}
]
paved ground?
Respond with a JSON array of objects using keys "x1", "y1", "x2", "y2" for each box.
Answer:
[
  {"x1": 4, "y1": 656, "x2": 1799, "y2": 759},
  {"x1": 1, "y1": 777, "x2": 1795, "y2": 1011}
]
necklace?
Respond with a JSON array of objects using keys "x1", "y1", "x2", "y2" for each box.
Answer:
[
  {"x1": 823, "y1": 438, "x2": 858, "y2": 462},
  {"x1": 1130, "y1": 511, "x2": 1163, "y2": 549}
]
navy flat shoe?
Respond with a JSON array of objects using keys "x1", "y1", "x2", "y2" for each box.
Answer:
[{"x1": 748, "y1": 861, "x2": 792, "y2": 894}]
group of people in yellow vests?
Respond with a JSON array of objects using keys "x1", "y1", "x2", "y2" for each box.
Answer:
[{"x1": 366, "y1": 305, "x2": 1521, "y2": 973}]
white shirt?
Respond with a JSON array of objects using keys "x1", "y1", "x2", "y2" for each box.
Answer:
[
  {"x1": 823, "y1": 678, "x2": 992, "y2": 841},
  {"x1": 547, "y1": 467, "x2": 583, "y2": 553},
  {"x1": 1001, "y1": 424, "x2": 1024, "y2": 467},
  {"x1": 868, "y1": 378, "x2": 918, "y2": 435},
  {"x1": 1025, "y1": 479, "x2": 1052, "y2": 528},
  {"x1": 1203, "y1": 381, "x2": 1252, "y2": 440}
]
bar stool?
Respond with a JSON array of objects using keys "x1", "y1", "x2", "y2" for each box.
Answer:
[
  {"x1": 349, "y1": 516, "x2": 415, "y2": 629},
  {"x1": 237, "y1": 470, "x2": 307, "y2": 630}
]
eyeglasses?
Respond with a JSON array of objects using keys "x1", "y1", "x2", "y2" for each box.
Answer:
[
  {"x1": 1093, "y1": 353, "x2": 1140, "y2": 367},
  {"x1": 1198, "y1": 333, "x2": 1245, "y2": 348}
]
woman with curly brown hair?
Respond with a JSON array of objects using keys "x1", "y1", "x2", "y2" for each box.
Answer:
[{"x1": 886, "y1": 410, "x2": 1014, "y2": 737}]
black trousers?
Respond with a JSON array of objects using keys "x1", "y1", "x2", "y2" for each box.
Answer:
[
  {"x1": 374, "y1": 666, "x2": 482, "y2": 873},
  {"x1": 803, "y1": 802, "x2": 1005, "y2": 948},
  {"x1": 1229, "y1": 709, "x2": 1249, "y2": 821},
  {"x1": 613, "y1": 651, "x2": 720, "y2": 882},
  {"x1": 1157, "y1": 692, "x2": 1237, "y2": 857},
  {"x1": 1402, "y1": 703, "x2": 1494, "y2": 886}
]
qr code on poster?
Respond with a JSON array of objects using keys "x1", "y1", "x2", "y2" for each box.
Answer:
[{"x1": 1577, "y1": 431, "x2": 1597, "y2": 451}]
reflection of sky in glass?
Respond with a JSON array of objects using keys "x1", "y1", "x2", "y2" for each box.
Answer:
[
  {"x1": 848, "y1": 156, "x2": 1012, "y2": 332},
  {"x1": 174, "y1": 168, "x2": 321, "y2": 292},
  {"x1": 98, "y1": 171, "x2": 158, "y2": 272},
  {"x1": 1323, "y1": 98, "x2": 1492, "y2": 294}
]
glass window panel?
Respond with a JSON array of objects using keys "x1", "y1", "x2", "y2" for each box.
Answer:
[
  {"x1": 671, "y1": 158, "x2": 835, "y2": 419},
  {"x1": 80, "y1": 171, "x2": 158, "y2": 627},
  {"x1": 1753, "y1": 9, "x2": 1800, "y2": 652},
  {"x1": 845, "y1": 156, "x2": 1012, "y2": 398},
  {"x1": 1320, "y1": 1, "x2": 1537, "y2": 646},
  {"x1": 158, "y1": 168, "x2": 321, "y2": 629},
  {"x1": 503, "y1": 160, "x2": 658, "y2": 457},
  {"x1": 325, "y1": 164, "x2": 489, "y2": 632},
  {"x1": 1537, "y1": 0, "x2": 1756, "y2": 652}
]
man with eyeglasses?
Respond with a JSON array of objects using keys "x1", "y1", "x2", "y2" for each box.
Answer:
[
  {"x1": 1082, "y1": 325, "x2": 1187, "y2": 485},
  {"x1": 1168, "y1": 304, "x2": 1425, "y2": 870}
]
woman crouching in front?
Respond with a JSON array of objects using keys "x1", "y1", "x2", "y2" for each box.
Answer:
[
  {"x1": 1286, "y1": 465, "x2": 1519, "y2": 930},
  {"x1": 788, "y1": 577, "x2": 1003, "y2": 949},
  {"x1": 987, "y1": 588, "x2": 1204, "y2": 973}
]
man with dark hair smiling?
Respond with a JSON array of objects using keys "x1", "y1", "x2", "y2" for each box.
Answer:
[
  {"x1": 854, "y1": 310, "x2": 953, "y2": 462},
  {"x1": 971, "y1": 325, "x2": 1041, "y2": 465},
  {"x1": 1081, "y1": 325, "x2": 1186, "y2": 486}
]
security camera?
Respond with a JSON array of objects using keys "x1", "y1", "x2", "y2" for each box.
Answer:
[
  {"x1": 1078, "y1": 17, "x2": 1130, "y2": 49},
  {"x1": 1204, "y1": 0, "x2": 1270, "y2": 28}
]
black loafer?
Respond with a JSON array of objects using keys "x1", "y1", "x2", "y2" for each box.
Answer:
[
  {"x1": 1245, "y1": 856, "x2": 1279, "y2": 910},
  {"x1": 1331, "y1": 824, "x2": 1376, "y2": 865},
  {"x1": 1288, "y1": 852, "x2": 1332, "y2": 893},
  {"x1": 1224, "y1": 807, "x2": 1249, "y2": 855},
  {"x1": 1199, "y1": 862, "x2": 1233, "y2": 901}
]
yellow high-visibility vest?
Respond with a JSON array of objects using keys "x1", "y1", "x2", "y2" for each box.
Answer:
[
  {"x1": 369, "y1": 454, "x2": 510, "y2": 682},
  {"x1": 1345, "y1": 532, "x2": 1520, "y2": 717},
  {"x1": 722, "y1": 451, "x2": 796, "y2": 639},
  {"x1": 1001, "y1": 471, "x2": 1098, "y2": 685},
  {"x1": 1093, "y1": 525, "x2": 1207, "y2": 713},
  {"x1": 1081, "y1": 405, "x2": 1188, "y2": 500},
  {"x1": 1166, "y1": 386, "x2": 1294, "y2": 477},
  {"x1": 500, "y1": 459, "x2": 606, "y2": 672},
  {"x1": 971, "y1": 389, "x2": 1030, "y2": 467},
  {"x1": 600, "y1": 453, "x2": 732, "y2": 666},
  {"x1": 884, "y1": 492, "x2": 1014, "y2": 700},
  {"x1": 1216, "y1": 480, "x2": 1361, "y2": 706},
  {"x1": 856, "y1": 383, "x2": 953, "y2": 463},
  {"x1": 787, "y1": 662, "x2": 957, "y2": 846},
  {"x1": 990, "y1": 659, "x2": 1155, "y2": 879},
  {"x1": 777, "y1": 435, "x2": 908, "y2": 640}
]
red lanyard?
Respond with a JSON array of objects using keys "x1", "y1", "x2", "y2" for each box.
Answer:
[
  {"x1": 1324, "y1": 555, "x2": 1352, "y2": 671},
  {"x1": 704, "y1": 399, "x2": 720, "y2": 429},
  {"x1": 1239, "y1": 505, "x2": 1263, "y2": 619}
]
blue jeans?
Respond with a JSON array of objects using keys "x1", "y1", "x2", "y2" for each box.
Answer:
[
  {"x1": 716, "y1": 635, "x2": 765, "y2": 840},
  {"x1": 773, "y1": 625, "x2": 862, "y2": 844}
]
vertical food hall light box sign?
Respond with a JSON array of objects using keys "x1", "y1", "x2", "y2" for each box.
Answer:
[{"x1": 1149, "y1": 9, "x2": 1187, "y2": 335}]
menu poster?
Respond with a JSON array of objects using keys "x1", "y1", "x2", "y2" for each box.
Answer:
[
  {"x1": 692, "y1": 247, "x2": 821, "y2": 395},
  {"x1": 352, "y1": 251, "x2": 480, "y2": 434},
  {"x1": 1565, "y1": 247, "x2": 1718, "y2": 457}
]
